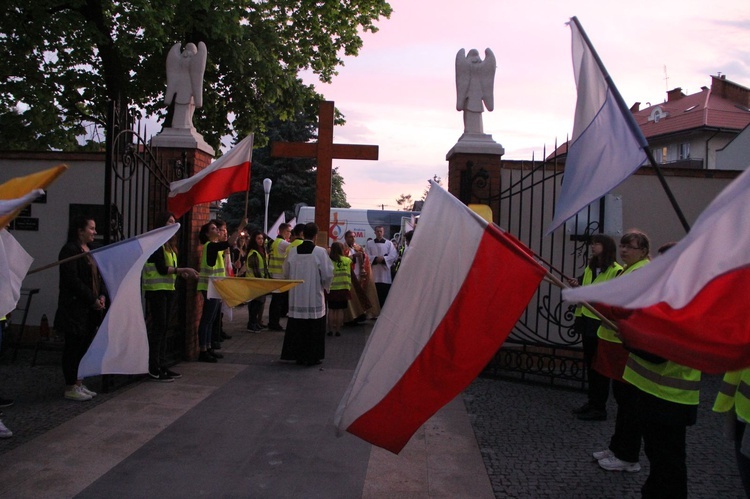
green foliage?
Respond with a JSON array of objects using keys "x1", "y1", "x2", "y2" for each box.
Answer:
[
  {"x1": 220, "y1": 108, "x2": 349, "y2": 231},
  {"x1": 0, "y1": 0, "x2": 392, "y2": 151}
]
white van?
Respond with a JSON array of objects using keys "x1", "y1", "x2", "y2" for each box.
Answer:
[{"x1": 295, "y1": 206, "x2": 418, "y2": 248}]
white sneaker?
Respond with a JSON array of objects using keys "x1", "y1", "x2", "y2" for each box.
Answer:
[
  {"x1": 592, "y1": 449, "x2": 614, "y2": 461},
  {"x1": 0, "y1": 420, "x2": 12, "y2": 438},
  {"x1": 79, "y1": 384, "x2": 97, "y2": 397},
  {"x1": 598, "y1": 456, "x2": 640, "y2": 472},
  {"x1": 64, "y1": 385, "x2": 92, "y2": 402}
]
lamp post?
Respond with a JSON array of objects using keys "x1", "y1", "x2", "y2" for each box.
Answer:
[{"x1": 263, "y1": 178, "x2": 272, "y2": 236}]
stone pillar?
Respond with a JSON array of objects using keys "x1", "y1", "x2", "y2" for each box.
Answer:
[
  {"x1": 446, "y1": 133, "x2": 505, "y2": 222},
  {"x1": 151, "y1": 131, "x2": 214, "y2": 360}
]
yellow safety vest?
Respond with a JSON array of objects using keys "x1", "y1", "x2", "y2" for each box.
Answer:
[
  {"x1": 331, "y1": 256, "x2": 352, "y2": 291},
  {"x1": 597, "y1": 258, "x2": 649, "y2": 343},
  {"x1": 246, "y1": 249, "x2": 268, "y2": 278},
  {"x1": 268, "y1": 238, "x2": 286, "y2": 277},
  {"x1": 713, "y1": 369, "x2": 750, "y2": 421},
  {"x1": 623, "y1": 354, "x2": 701, "y2": 405},
  {"x1": 198, "y1": 242, "x2": 225, "y2": 291},
  {"x1": 142, "y1": 246, "x2": 178, "y2": 292},
  {"x1": 575, "y1": 262, "x2": 623, "y2": 318}
]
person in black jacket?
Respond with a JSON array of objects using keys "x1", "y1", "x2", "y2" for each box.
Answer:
[{"x1": 54, "y1": 216, "x2": 107, "y2": 402}]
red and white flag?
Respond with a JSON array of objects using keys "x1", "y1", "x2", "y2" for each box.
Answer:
[
  {"x1": 334, "y1": 182, "x2": 546, "y2": 454},
  {"x1": 168, "y1": 134, "x2": 254, "y2": 218},
  {"x1": 562, "y1": 167, "x2": 750, "y2": 373}
]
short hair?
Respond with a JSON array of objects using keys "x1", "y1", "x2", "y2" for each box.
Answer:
[
  {"x1": 302, "y1": 222, "x2": 318, "y2": 240},
  {"x1": 621, "y1": 230, "x2": 650, "y2": 254},
  {"x1": 293, "y1": 223, "x2": 306, "y2": 237},
  {"x1": 344, "y1": 230, "x2": 354, "y2": 238},
  {"x1": 210, "y1": 219, "x2": 226, "y2": 229},
  {"x1": 278, "y1": 223, "x2": 290, "y2": 234}
]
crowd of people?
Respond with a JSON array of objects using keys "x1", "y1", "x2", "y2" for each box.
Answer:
[{"x1": 567, "y1": 230, "x2": 749, "y2": 498}]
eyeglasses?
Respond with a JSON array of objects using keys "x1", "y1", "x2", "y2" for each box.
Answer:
[{"x1": 619, "y1": 244, "x2": 642, "y2": 250}]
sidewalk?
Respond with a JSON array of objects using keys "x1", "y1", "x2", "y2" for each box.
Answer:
[{"x1": 0, "y1": 306, "x2": 744, "y2": 498}]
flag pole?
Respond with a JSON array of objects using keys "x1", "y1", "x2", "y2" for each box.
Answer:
[
  {"x1": 570, "y1": 16, "x2": 690, "y2": 234},
  {"x1": 543, "y1": 267, "x2": 619, "y2": 331},
  {"x1": 27, "y1": 251, "x2": 90, "y2": 275}
]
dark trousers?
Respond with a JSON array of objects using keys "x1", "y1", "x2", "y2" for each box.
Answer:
[
  {"x1": 146, "y1": 290, "x2": 174, "y2": 373},
  {"x1": 641, "y1": 420, "x2": 688, "y2": 499},
  {"x1": 375, "y1": 282, "x2": 391, "y2": 308},
  {"x1": 62, "y1": 330, "x2": 95, "y2": 386},
  {"x1": 581, "y1": 321, "x2": 610, "y2": 411},
  {"x1": 247, "y1": 296, "x2": 265, "y2": 328},
  {"x1": 269, "y1": 291, "x2": 288, "y2": 327},
  {"x1": 198, "y1": 292, "x2": 221, "y2": 349},
  {"x1": 736, "y1": 421, "x2": 750, "y2": 498},
  {"x1": 609, "y1": 380, "x2": 642, "y2": 463}
]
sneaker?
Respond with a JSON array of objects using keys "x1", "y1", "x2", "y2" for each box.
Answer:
[
  {"x1": 164, "y1": 368, "x2": 182, "y2": 379},
  {"x1": 64, "y1": 385, "x2": 92, "y2": 402},
  {"x1": 0, "y1": 420, "x2": 12, "y2": 438},
  {"x1": 149, "y1": 370, "x2": 174, "y2": 383},
  {"x1": 592, "y1": 449, "x2": 614, "y2": 461},
  {"x1": 199, "y1": 351, "x2": 217, "y2": 363},
  {"x1": 577, "y1": 408, "x2": 607, "y2": 421},
  {"x1": 0, "y1": 398, "x2": 14, "y2": 408},
  {"x1": 598, "y1": 456, "x2": 640, "y2": 472},
  {"x1": 79, "y1": 384, "x2": 97, "y2": 398}
]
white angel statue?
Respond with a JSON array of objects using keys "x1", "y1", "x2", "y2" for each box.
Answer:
[
  {"x1": 455, "y1": 48, "x2": 496, "y2": 134},
  {"x1": 165, "y1": 42, "x2": 208, "y2": 130}
]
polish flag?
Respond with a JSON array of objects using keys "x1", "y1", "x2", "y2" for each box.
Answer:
[
  {"x1": 562, "y1": 166, "x2": 750, "y2": 374},
  {"x1": 168, "y1": 134, "x2": 253, "y2": 218},
  {"x1": 334, "y1": 182, "x2": 546, "y2": 454}
]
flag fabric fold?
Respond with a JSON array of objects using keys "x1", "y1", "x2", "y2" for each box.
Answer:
[
  {"x1": 78, "y1": 224, "x2": 180, "y2": 378},
  {"x1": 546, "y1": 17, "x2": 648, "y2": 234},
  {"x1": 208, "y1": 277, "x2": 302, "y2": 308},
  {"x1": 0, "y1": 165, "x2": 68, "y2": 227},
  {"x1": 334, "y1": 182, "x2": 547, "y2": 454},
  {"x1": 562, "y1": 167, "x2": 750, "y2": 374},
  {"x1": 267, "y1": 212, "x2": 286, "y2": 239},
  {"x1": 168, "y1": 134, "x2": 254, "y2": 218},
  {"x1": 0, "y1": 230, "x2": 34, "y2": 319}
]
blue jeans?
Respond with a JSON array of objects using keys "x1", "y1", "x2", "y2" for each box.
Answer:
[{"x1": 198, "y1": 291, "x2": 221, "y2": 349}]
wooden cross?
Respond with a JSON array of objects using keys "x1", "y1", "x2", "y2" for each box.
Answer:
[{"x1": 271, "y1": 101, "x2": 379, "y2": 246}]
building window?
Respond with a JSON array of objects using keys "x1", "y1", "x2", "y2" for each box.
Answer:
[{"x1": 679, "y1": 143, "x2": 690, "y2": 160}]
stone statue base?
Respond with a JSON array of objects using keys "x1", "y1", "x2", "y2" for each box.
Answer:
[
  {"x1": 445, "y1": 133, "x2": 505, "y2": 159},
  {"x1": 151, "y1": 127, "x2": 215, "y2": 156}
]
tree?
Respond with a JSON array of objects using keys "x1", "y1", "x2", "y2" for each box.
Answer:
[
  {"x1": 395, "y1": 193, "x2": 413, "y2": 211},
  {"x1": 0, "y1": 0, "x2": 392, "y2": 151},
  {"x1": 220, "y1": 108, "x2": 349, "y2": 231}
]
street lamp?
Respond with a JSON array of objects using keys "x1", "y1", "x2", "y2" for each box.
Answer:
[{"x1": 263, "y1": 178, "x2": 272, "y2": 236}]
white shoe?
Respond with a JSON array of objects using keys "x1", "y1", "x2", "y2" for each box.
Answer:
[
  {"x1": 0, "y1": 420, "x2": 12, "y2": 438},
  {"x1": 592, "y1": 449, "x2": 614, "y2": 461},
  {"x1": 79, "y1": 384, "x2": 97, "y2": 397},
  {"x1": 64, "y1": 385, "x2": 92, "y2": 402},
  {"x1": 598, "y1": 456, "x2": 640, "y2": 472}
]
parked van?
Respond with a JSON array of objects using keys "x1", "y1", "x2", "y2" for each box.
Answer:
[{"x1": 295, "y1": 206, "x2": 418, "y2": 247}]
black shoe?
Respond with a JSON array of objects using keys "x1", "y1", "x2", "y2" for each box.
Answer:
[
  {"x1": 163, "y1": 368, "x2": 182, "y2": 379},
  {"x1": 269, "y1": 324, "x2": 284, "y2": 331},
  {"x1": 221, "y1": 331, "x2": 232, "y2": 340},
  {"x1": 211, "y1": 341, "x2": 222, "y2": 350},
  {"x1": 258, "y1": 323, "x2": 267, "y2": 329},
  {"x1": 327, "y1": 331, "x2": 333, "y2": 336},
  {"x1": 577, "y1": 408, "x2": 607, "y2": 421},
  {"x1": 306, "y1": 359, "x2": 322, "y2": 366},
  {"x1": 148, "y1": 370, "x2": 174, "y2": 382},
  {"x1": 572, "y1": 403, "x2": 591, "y2": 415},
  {"x1": 335, "y1": 332, "x2": 341, "y2": 337},
  {"x1": 207, "y1": 349, "x2": 223, "y2": 359},
  {"x1": 199, "y1": 351, "x2": 217, "y2": 363},
  {"x1": 0, "y1": 398, "x2": 14, "y2": 408}
]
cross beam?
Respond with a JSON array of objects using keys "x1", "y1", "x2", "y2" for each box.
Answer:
[{"x1": 271, "y1": 101, "x2": 379, "y2": 246}]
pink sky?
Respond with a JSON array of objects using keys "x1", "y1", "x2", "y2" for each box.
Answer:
[{"x1": 301, "y1": 0, "x2": 750, "y2": 210}]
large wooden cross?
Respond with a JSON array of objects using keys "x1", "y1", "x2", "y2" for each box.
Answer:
[{"x1": 271, "y1": 101, "x2": 379, "y2": 246}]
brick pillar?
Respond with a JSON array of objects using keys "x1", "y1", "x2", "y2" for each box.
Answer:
[
  {"x1": 446, "y1": 135, "x2": 504, "y2": 222},
  {"x1": 150, "y1": 143, "x2": 214, "y2": 360}
]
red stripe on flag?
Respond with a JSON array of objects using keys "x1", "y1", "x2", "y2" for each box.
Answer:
[
  {"x1": 346, "y1": 225, "x2": 546, "y2": 453},
  {"x1": 168, "y1": 162, "x2": 250, "y2": 218},
  {"x1": 619, "y1": 265, "x2": 750, "y2": 374}
]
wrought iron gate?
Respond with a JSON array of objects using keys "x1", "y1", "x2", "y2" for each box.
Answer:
[
  {"x1": 460, "y1": 146, "x2": 605, "y2": 389},
  {"x1": 104, "y1": 100, "x2": 188, "y2": 365}
]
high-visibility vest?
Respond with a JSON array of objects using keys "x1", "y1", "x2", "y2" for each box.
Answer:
[
  {"x1": 246, "y1": 249, "x2": 268, "y2": 278},
  {"x1": 198, "y1": 242, "x2": 225, "y2": 291},
  {"x1": 142, "y1": 246, "x2": 178, "y2": 292},
  {"x1": 268, "y1": 238, "x2": 286, "y2": 277},
  {"x1": 623, "y1": 354, "x2": 701, "y2": 405},
  {"x1": 597, "y1": 258, "x2": 649, "y2": 343},
  {"x1": 713, "y1": 369, "x2": 750, "y2": 420},
  {"x1": 575, "y1": 262, "x2": 623, "y2": 318},
  {"x1": 330, "y1": 256, "x2": 352, "y2": 291}
]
